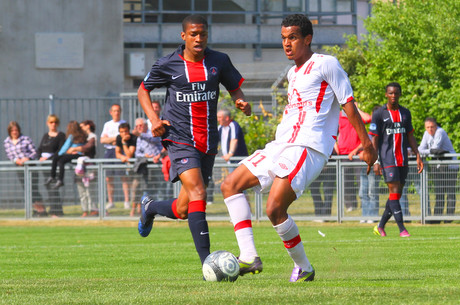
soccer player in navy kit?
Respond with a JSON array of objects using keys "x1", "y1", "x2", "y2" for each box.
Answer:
[
  {"x1": 137, "y1": 15, "x2": 251, "y2": 266},
  {"x1": 370, "y1": 82, "x2": 423, "y2": 237}
]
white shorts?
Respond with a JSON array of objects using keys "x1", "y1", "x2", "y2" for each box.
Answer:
[{"x1": 241, "y1": 142, "x2": 328, "y2": 198}]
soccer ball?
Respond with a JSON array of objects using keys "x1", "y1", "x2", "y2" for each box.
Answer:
[{"x1": 202, "y1": 250, "x2": 239, "y2": 282}]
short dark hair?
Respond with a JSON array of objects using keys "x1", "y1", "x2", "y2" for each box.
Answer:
[
  {"x1": 182, "y1": 14, "x2": 208, "y2": 31},
  {"x1": 82, "y1": 120, "x2": 96, "y2": 132},
  {"x1": 424, "y1": 117, "x2": 437, "y2": 125},
  {"x1": 119, "y1": 122, "x2": 130, "y2": 131},
  {"x1": 385, "y1": 82, "x2": 402, "y2": 94},
  {"x1": 281, "y1": 14, "x2": 313, "y2": 37}
]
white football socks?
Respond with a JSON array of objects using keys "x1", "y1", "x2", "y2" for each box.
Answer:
[
  {"x1": 273, "y1": 215, "x2": 312, "y2": 272},
  {"x1": 224, "y1": 193, "x2": 258, "y2": 262}
]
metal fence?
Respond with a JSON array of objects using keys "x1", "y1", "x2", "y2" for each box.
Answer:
[{"x1": 1, "y1": 155, "x2": 458, "y2": 223}]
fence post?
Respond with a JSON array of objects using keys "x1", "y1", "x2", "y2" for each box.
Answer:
[
  {"x1": 24, "y1": 164, "x2": 31, "y2": 219},
  {"x1": 336, "y1": 159, "x2": 342, "y2": 223},
  {"x1": 420, "y1": 162, "x2": 428, "y2": 224},
  {"x1": 49, "y1": 94, "x2": 55, "y2": 115},
  {"x1": 98, "y1": 162, "x2": 105, "y2": 219}
]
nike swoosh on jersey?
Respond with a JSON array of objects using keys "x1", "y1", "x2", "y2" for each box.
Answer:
[
  {"x1": 172, "y1": 74, "x2": 183, "y2": 80},
  {"x1": 200, "y1": 231, "x2": 209, "y2": 235},
  {"x1": 383, "y1": 118, "x2": 390, "y2": 122}
]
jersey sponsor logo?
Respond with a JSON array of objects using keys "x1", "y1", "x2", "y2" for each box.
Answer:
[
  {"x1": 176, "y1": 83, "x2": 217, "y2": 102},
  {"x1": 386, "y1": 127, "x2": 406, "y2": 135}
]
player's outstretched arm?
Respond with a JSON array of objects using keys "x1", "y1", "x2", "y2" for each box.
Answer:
[
  {"x1": 342, "y1": 101, "x2": 378, "y2": 174},
  {"x1": 229, "y1": 88, "x2": 251, "y2": 116}
]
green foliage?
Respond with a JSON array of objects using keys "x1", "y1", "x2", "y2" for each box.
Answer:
[
  {"x1": 219, "y1": 90, "x2": 287, "y2": 152},
  {"x1": 325, "y1": 0, "x2": 460, "y2": 151}
]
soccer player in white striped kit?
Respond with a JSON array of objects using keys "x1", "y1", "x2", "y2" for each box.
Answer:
[{"x1": 220, "y1": 14, "x2": 378, "y2": 282}]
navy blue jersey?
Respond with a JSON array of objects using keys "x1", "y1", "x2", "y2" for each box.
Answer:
[
  {"x1": 141, "y1": 45, "x2": 244, "y2": 154},
  {"x1": 369, "y1": 105, "x2": 414, "y2": 168}
]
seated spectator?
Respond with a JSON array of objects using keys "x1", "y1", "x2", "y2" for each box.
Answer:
[
  {"x1": 3, "y1": 121, "x2": 44, "y2": 216},
  {"x1": 37, "y1": 114, "x2": 66, "y2": 217},
  {"x1": 44, "y1": 121, "x2": 87, "y2": 189},
  {"x1": 115, "y1": 122, "x2": 137, "y2": 215}
]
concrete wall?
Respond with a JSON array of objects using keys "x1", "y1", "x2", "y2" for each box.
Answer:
[{"x1": 0, "y1": 0, "x2": 124, "y2": 98}]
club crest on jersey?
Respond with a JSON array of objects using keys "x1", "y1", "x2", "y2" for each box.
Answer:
[
  {"x1": 209, "y1": 67, "x2": 218, "y2": 75},
  {"x1": 181, "y1": 158, "x2": 189, "y2": 164}
]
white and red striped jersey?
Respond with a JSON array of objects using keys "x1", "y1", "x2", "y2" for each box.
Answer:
[{"x1": 274, "y1": 53, "x2": 354, "y2": 157}]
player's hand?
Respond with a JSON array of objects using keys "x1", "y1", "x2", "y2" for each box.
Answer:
[
  {"x1": 151, "y1": 120, "x2": 171, "y2": 137},
  {"x1": 236, "y1": 99, "x2": 251, "y2": 116},
  {"x1": 416, "y1": 156, "x2": 424, "y2": 174},
  {"x1": 373, "y1": 163, "x2": 382, "y2": 176},
  {"x1": 361, "y1": 145, "x2": 378, "y2": 175}
]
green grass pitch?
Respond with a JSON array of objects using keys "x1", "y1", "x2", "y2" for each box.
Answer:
[{"x1": 0, "y1": 221, "x2": 459, "y2": 304}]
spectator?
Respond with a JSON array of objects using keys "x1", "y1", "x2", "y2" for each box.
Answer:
[
  {"x1": 37, "y1": 114, "x2": 66, "y2": 217},
  {"x1": 3, "y1": 121, "x2": 44, "y2": 216},
  {"x1": 336, "y1": 103, "x2": 371, "y2": 212},
  {"x1": 70, "y1": 120, "x2": 98, "y2": 217},
  {"x1": 217, "y1": 109, "x2": 248, "y2": 164},
  {"x1": 44, "y1": 121, "x2": 86, "y2": 190},
  {"x1": 418, "y1": 117, "x2": 458, "y2": 222},
  {"x1": 115, "y1": 122, "x2": 137, "y2": 215},
  {"x1": 371, "y1": 82, "x2": 423, "y2": 237},
  {"x1": 100, "y1": 104, "x2": 127, "y2": 210},
  {"x1": 309, "y1": 157, "x2": 336, "y2": 219},
  {"x1": 130, "y1": 118, "x2": 162, "y2": 216},
  {"x1": 349, "y1": 106, "x2": 382, "y2": 223}
]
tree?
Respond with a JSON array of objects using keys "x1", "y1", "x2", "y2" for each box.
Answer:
[{"x1": 326, "y1": 0, "x2": 460, "y2": 151}]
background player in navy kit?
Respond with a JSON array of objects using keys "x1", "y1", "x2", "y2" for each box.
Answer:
[
  {"x1": 137, "y1": 14, "x2": 251, "y2": 266},
  {"x1": 370, "y1": 82, "x2": 423, "y2": 237}
]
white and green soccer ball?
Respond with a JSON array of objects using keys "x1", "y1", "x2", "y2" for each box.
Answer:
[{"x1": 202, "y1": 250, "x2": 239, "y2": 282}]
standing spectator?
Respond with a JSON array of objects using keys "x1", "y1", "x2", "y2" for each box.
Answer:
[
  {"x1": 349, "y1": 106, "x2": 382, "y2": 223},
  {"x1": 115, "y1": 122, "x2": 137, "y2": 215},
  {"x1": 3, "y1": 121, "x2": 44, "y2": 216},
  {"x1": 418, "y1": 117, "x2": 457, "y2": 221},
  {"x1": 44, "y1": 121, "x2": 86, "y2": 189},
  {"x1": 371, "y1": 82, "x2": 423, "y2": 237},
  {"x1": 130, "y1": 118, "x2": 162, "y2": 216},
  {"x1": 137, "y1": 14, "x2": 251, "y2": 268},
  {"x1": 69, "y1": 120, "x2": 98, "y2": 217},
  {"x1": 217, "y1": 108, "x2": 248, "y2": 164},
  {"x1": 100, "y1": 104, "x2": 127, "y2": 210},
  {"x1": 336, "y1": 103, "x2": 372, "y2": 212},
  {"x1": 220, "y1": 14, "x2": 377, "y2": 282},
  {"x1": 37, "y1": 114, "x2": 66, "y2": 217}
]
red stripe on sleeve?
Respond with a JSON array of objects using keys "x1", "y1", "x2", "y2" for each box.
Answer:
[
  {"x1": 234, "y1": 220, "x2": 252, "y2": 232},
  {"x1": 188, "y1": 200, "x2": 207, "y2": 213},
  {"x1": 228, "y1": 78, "x2": 245, "y2": 92},
  {"x1": 140, "y1": 82, "x2": 150, "y2": 92},
  {"x1": 315, "y1": 81, "x2": 328, "y2": 113},
  {"x1": 288, "y1": 148, "x2": 308, "y2": 183},
  {"x1": 283, "y1": 235, "x2": 301, "y2": 249},
  {"x1": 346, "y1": 96, "x2": 354, "y2": 103}
]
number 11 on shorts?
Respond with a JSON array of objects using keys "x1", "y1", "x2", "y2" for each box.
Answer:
[{"x1": 247, "y1": 152, "x2": 266, "y2": 167}]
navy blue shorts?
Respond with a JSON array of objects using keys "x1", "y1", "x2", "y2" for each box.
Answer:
[
  {"x1": 382, "y1": 166, "x2": 409, "y2": 184},
  {"x1": 166, "y1": 143, "x2": 215, "y2": 184}
]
